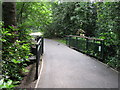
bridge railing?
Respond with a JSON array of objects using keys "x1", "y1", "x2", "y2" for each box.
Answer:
[
  {"x1": 66, "y1": 35, "x2": 104, "y2": 61},
  {"x1": 35, "y1": 36, "x2": 44, "y2": 80}
]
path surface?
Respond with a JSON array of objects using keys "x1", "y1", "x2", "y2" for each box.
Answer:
[{"x1": 36, "y1": 39, "x2": 118, "y2": 88}]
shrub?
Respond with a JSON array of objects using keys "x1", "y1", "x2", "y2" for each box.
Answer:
[{"x1": 1, "y1": 23, "x2": 32, "y2": 88}]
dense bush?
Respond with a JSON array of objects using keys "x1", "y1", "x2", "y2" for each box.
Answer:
[
  {"x1": 44, "y1": 2, "x2": 97, "y2": 38},
  {"x1": 1, "y1": 23, "x2": 32, "y2": 88},
  {"x1": 96, "y1": 2, "x2": 120, "y2": 69}
]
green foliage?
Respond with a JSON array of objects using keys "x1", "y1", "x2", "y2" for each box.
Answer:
[
  {"x1": 18, "y1": 23, "x2": 33, "y2": 44},
  {"x1": 16, "y1": 2, "x2": 52, "y2": 32},
  {"x1": 44, "y1": 2, "x2": 77, "y2": 38},
  {"x1": 0, "y1": 78, "x2": 16, "y2": 88},
  {"x1": 44, "y1": 2, "x2": 97, "y2": 38},
  {"x1": 95, "y1": 2, "x2": 120, "y2": 68},
  {"x1": 72, "y1": 2, "x2": 97, "y2": 36},
  {"x1": 1, "y1": 22, "x2": 32, "y2": 87}
]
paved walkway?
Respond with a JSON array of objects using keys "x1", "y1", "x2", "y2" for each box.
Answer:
[{"x1": 36, "y1": 39, "x2": 118, "y2": 88}]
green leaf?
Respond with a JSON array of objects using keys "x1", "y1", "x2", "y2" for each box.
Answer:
[
  {"x1": 11, "y1": 59, "x2": 21, "y2": 64},
  {"x1": 0, "y1": 79, "x2": 4, "y2": 85},
  {"x1": 6, "y1": 80, "x2": 12, "y2": 86}
]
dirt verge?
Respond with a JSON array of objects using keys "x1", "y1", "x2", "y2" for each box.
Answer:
[{"x1": 16, "y1": 60, "x2": 42, "y2": 88}]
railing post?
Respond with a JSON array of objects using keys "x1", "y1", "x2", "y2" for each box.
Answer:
[
  {"x1": 42, "y1": 37, "x2": 44, "y2": 55},
  {"x1": 35, "y1": 44, "x2": 38, "y2": 80},
  {"x1": 101, "y1": 40, "x2": 104, "y2": 62},
  {"x1": 35, "y1": 37, "x2": 44, "y2": 80},
  {"x1": 68, "y1": 36, "x2": 70, "y2": 47},
  {"x1": 86, "y1": 38, "x2": 88, "y2": 53},
  {"x1": 75, "y1": 37, "x2": 78, "y2": 49},
  {"x1": 66, "y1": 36, "x2": 68, "y2": 45},
  {"x1": 93, "y1": 40, "x2": 95, "y2": 56}
]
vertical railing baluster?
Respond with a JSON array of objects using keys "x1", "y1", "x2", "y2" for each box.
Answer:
[
  {"x1": 69, "y1": 36, "x2": 71, "y2": 47},
  {"x1": 35, "y1": 44, "x2": 38, "y2": 80},
  {"x1": 75, "y1": 37, "x2": 78, "y2": 49},
  {"x1": 101, "y1": 40, "x2": 104, "y2": 62},
  {"x1": 66, "y1": 36, "x2": 68, "y2": 45},
  {"x1": 66, "y1": 37, "x2": 67, "y2": 45},
  {"x1": 42, "y1": 37, "x2": 44, "y2": 55},
  {"x1": 93, "y1": 40, "x2": 95, "y2": 56},
  {"x1": 86, "y1": 38, "x2": 88, "y2": 54}
]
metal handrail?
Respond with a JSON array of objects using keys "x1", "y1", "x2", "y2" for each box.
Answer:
[
  {"x1": 66, "y1": 35, "x2": 104, "y2": 41},
  {"x1": 35, "y1": 37, "x2": 44, "y2": 80},
  {"x1": 66, "y1": 35, "x2": 104, "y2": 61}
]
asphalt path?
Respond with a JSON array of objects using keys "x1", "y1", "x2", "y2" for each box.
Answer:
[{"x1": 36, "y1": 39, "x2": 118, "y2": 88}]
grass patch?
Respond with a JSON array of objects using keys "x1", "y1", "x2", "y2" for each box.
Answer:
[{"x1": 53, "y1": 38, "x2": 66, "y2": 44}]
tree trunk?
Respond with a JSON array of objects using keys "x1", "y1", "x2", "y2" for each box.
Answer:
[
  {"x1": 2, "y1": 2, "x2": 17, "y2": 43},
  {"x1": 2, "y1": 2, "x2": 17, "y2": 29}
]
